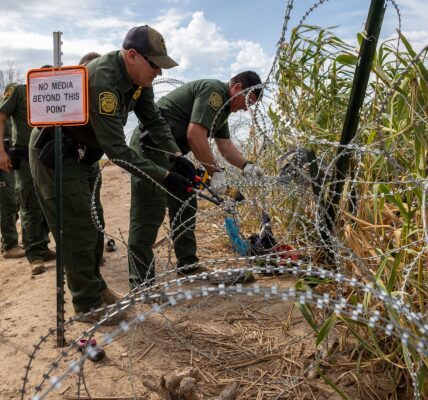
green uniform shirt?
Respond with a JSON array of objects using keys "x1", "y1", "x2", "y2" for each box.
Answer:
[
  {"x1": 0, "y1": 84, "x2": 32, "y2": 146},
  {"x1": 156, "y1": 79, "x2": 231, "y2": 154},
  {"x1": 66, "y1": 50, "x2": 180, "y2": 181}
]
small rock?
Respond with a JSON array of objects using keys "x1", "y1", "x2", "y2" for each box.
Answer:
[{"x1": 306, "y1": 363, "x2": 320, "y2": 379}]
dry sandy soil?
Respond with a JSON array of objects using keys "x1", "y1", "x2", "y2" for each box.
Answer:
[{"x1": 0, "y1": 163, "x2": 402, "y2": 400}]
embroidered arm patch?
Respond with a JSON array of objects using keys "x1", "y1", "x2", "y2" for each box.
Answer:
[
  {"x1": 99, "y1": 92, "x2": 118, "y2": 116},
  {"x1": 209, "y1": 92, "x2": 223, "y2": 110}
]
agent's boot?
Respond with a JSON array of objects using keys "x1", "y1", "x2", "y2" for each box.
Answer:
[
  {"x1": 30, "y1": 259, "x2": 46, "y2": 275},
  {"x1": 3, "y1": 245, "x2": 26, "y2": 259}
]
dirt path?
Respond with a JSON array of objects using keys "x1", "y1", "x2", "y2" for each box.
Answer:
[{"x1": 0, "y1": 164, "x2": 132, "y2": 399}]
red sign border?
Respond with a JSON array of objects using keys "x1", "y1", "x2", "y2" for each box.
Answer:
[{"x1": 26, "y1": 66, "x2": 89, "y2": 127}]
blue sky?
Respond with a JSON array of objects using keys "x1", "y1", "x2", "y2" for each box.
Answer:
[{"x1": 0, "y1": 0, "x2": 426, "y2": 84}]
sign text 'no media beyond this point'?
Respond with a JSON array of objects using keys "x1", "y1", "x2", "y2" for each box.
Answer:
[{"x1": 27, "y1": 66, "x2": 88, "y2": 126}]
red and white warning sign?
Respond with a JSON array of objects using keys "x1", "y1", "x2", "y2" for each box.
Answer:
[{"x1": 27, "y1": 66, "x2": 88, "y2": 126}]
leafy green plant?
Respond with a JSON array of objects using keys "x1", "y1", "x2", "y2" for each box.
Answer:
[{"x1": 265, "y1": 24, "x2": 428, "y2": 397}]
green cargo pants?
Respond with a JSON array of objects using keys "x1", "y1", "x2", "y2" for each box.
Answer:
[
  {"x1": 0, "y1": 170, "x2": 18, "y2": 251},
  {"x1": 15, "y1": 159, "x2": 50, "y2": 262},
  {"x1": 29, "y1": 130, "x2": 106, "y2": 313},
  {"x1": 128, "y1": 134, "x2": 198, "y2": 289}
]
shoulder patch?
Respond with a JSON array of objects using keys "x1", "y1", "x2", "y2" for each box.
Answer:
[
  {"x1": 209, "y1": 92, "x2": 223, "y2": 110},
  {"x1": 132, "y1": 86, "x2": 142, "y2": 100},
  {"x1": 99, "y1": 92, "x2": 118, "y2": 116},
  {"x1": 4, "y1": 85, "x2": 15, "y2": 99}
]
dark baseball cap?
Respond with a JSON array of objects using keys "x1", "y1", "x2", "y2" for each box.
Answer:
[{"x1": 122, "y1": 25, "x2": 178, "y2": 69}]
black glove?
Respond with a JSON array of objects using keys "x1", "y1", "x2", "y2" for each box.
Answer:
[
  {"x1": 174, "y1": 156, "x2": 197, "y2": 180},
  {"x1": 162, "y1": 172, "x2": 192, "y2": 193}
]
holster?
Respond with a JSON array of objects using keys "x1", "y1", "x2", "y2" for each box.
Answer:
[
  {"x1": 36, "y1": 128, "x2": 76, "y2": 169},
  {"x1": 3, "y1": 139, "x2": 10, "y2": 153},
  {"x1": 80, "y1": 147, "x2": 103, "y2": 165},
  {"x1": 9, "y1": 148, "x2": 21, "y2": 170},
  {"x1": 35, "y1": 128, "x2": 102, "y2": 169},
  {"x1": 1, "y1": 140, "x2": 14, "y2": 184},
  {"x1": 3, "y1": 138, "x2": 18, "y2": 170}
]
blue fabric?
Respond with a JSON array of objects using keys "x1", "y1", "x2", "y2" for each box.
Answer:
[{"x1": 224, "y1": 217, "x2": 249, "y2": 256}]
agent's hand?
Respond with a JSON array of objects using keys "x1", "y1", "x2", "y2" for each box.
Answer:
[
  {"x1": 210, "y1": 171, "x2": 227, "y2": 195},
  {"x1": 174, "y1": 156, "x2": 197, "y2": 180},
  {"x1": 162, "y1": 172, "x2": 192, "y2": 193},
  {"x1": 243, "y1": 162, "x2": 264, "y2": 178},
  {"x1": 0, "y1": 150, "x2": 12, "y2": 172}
]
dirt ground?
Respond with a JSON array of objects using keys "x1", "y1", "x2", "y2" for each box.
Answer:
[{"x1": 0, "y1": 163, "x2": 403, "y2": 400}]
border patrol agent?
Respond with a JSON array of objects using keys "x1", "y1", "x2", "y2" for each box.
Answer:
[
  {"x1": 128, "y1": 71, "x2": 264, "y2": 288},
  {"x1": 0, "y1": 84, "x2": 54, "y2": 274},
  {"x1": 0, "y1": 118, "x2": 25, "y2": 259},
  {"x1": 28, "y1": 26, "x2": 189, "y2": 323}
]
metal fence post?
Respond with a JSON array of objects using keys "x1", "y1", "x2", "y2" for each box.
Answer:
[
  {"x1": 325, "y1": 0, "x2": 387, "y2": 233},
  {"x1": 53, "y1": 31, "x2": 65, "y2": 347}
]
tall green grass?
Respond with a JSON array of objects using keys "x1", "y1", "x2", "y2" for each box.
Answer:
[{"x1": 268, "y1": 25, "x2": 428, "y2": 397}]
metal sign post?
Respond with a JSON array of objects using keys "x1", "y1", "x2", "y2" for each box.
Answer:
[
  {"x1": 53, "y1": 31, "x2": 65, "y2": 347},
  {"x1": 26, "y1": 35, "x2": 88, "y2": 348}
]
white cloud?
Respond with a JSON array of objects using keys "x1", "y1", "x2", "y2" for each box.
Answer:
[
  {"x1": 0, "y1": 5, "x2": 273, "y2": 83},
  {"x1": 75, "y1": 17, "x2": 138, "y2": 31},
  {"x1": 0, "y1": 29, "x2": 118, "y2": 68},
  {"x1": 0, "y1": 30, "x2": 51, "y2": 51},
  {"x1": 230, "y1": 41, "x2": 273, "y2": 80},
  {"x1": 155, "y1": 11, "x2": 232, "y2": 72},
  {"x1": 397, "y1": 0, "x2": 428, "y2": 30},
  {"x1": 151, "y1": 8, "x2": 189, "y2": 35},
  {"x1": 399, "y1": 30, "x2": 428, "y2": 53},
  {"x1": 62, "y1": 39, "x2": 118, "y2": 64},
  {"x1": 152, "y1": 10, "x2": 271, "y2": 81},
  {"x1": 0, "y1": 0, "x2": 97, "y2": 20}
]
